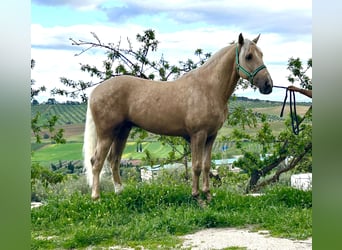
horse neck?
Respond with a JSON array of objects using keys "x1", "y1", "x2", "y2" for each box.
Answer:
[{"x1": 197, "y1": 44, "x2": 240, "y2": 105}]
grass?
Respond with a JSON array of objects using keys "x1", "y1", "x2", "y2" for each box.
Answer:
[
  {"x1": 31, "y1": 139, "x2": 267, "y2": 167},
  {"x1": 32, "y1": 142, "x2": 83, "y2": 165},
  {"x1": 122, "y1": 141, "x2": 183, "y2": 160},
  {"x1": 31, "y1": 175, "x2": 312, "y2": 249},
  {"x1": 31, "y1": 141, "x2": 183, "y2": 166}
]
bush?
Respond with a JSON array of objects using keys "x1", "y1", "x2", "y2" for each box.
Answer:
[
  {"x1": 262, "y1": 185, "x2": 312, "y2": 209},
  {"x1": 217, "y1": 166, "x2": 249, "y2": 193},
  {"x1": 31, "y1": 162, "x2": 65, "y2": 187},
  {"x1": 31, "y1": 162, "x2": 66, "y2": 201}
]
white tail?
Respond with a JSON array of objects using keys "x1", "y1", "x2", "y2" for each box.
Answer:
[{"x1": 83, "y1": 101, "x2": 97, "y2": 187}]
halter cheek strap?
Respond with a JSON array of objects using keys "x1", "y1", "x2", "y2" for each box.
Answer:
[{"x1": 235, "y1": 44, "x2": 266, "y2": 85}]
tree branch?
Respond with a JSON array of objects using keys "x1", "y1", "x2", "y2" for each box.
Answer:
[{"x1": 251, "y1": 141, "x2": 312, "y2": 192}]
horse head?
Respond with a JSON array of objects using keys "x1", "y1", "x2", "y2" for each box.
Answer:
[{"x1": 236, "y1": 33, "x2": 273, "y2": 94}]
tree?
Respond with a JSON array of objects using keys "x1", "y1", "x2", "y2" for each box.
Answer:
[
  {"x1": 52, "y1": 30, "x2": 211, "y2": 101},
  {"x1": 31, "y1": 59, "x2": 65, "y2": 144},
  {"x1": 227, "y1": 57, "x2": 312, "y2": 193},
  {"x1": 52, "y1": 29, "x2": 211, "y2": 175},
  {"x1": 31, "y1": 59, "x2": 67, "y2": 201}
]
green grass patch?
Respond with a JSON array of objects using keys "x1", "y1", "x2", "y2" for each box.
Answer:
[
  {"x1": 32, "y1": 142, "x2": 83, "y2": 164},
  {"x1": 31, "y1": 178, "x2": 312, "y2": 249},
  {"x1": 32, "y1": 141, "x2": 183, "y2": 166},
  {"x1": 122, "y1": 141, "x2": 182, "y2": 160}
]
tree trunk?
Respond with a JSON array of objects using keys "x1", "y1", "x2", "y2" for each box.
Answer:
[
  {"x1": 245, "y1": 108, "x2": 312, "y2": 193},
  {"x1": 246, "y1": 169, "x2": 261, "y2": 193},
  {"x1": 248, "y1": 142, "x2": 312, "y2": 193}
]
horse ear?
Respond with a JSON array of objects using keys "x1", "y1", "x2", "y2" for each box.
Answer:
[
  {"x1": 238, "y1": 33, "x2": 244, "y2": 45},
  {"x1": 253, "y1": 34, "x2": 261, "y2": 44}
]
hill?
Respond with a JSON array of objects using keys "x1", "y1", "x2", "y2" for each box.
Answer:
[
  {"x1": 31, "y1": 103, "x2": 87, "y2": 126},
  {"x1": 31, "y1": 97, "x2": 311, "y2": 127}
]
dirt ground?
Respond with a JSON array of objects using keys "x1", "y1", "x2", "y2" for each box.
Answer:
[
  {"x1": 179, "y1": 227, "x2": 312, "y2": 250},
  {"x1": 109, "y1": 227, "x2": 312, "y2": 250},
  {"x1": 58, "y1": 124, "x2": 84, "y2": 138}
]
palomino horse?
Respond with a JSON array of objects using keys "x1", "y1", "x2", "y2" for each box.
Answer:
[{"x1": 83, "y1": 33, "x2": 273, "y2": 201}]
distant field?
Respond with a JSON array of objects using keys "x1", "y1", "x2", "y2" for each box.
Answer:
[
  {"x1": 31, "y1": 101, "x2": 311, "y2": 140},
  {"x1": 31, "y1": 100, "x2": 311, "y2": 166},
  {"x1": 32, "y1": 142, "x2": 83, "y2": 165},
  {"x1": 31, "y1": 103, "x2": 87, "y2": 126},
  {"x1": 31, "y1": 141, "x2": 183, "y2": 167},
  {"x1": 253, "y1": 105, "x2": 310, "y2": 117}
]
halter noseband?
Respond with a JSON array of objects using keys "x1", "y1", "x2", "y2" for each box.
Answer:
[{"x1": 235, "y1": 44, "x2": 266, "y2": 85}]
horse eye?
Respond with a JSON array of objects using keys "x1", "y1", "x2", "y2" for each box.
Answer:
[{"x1": 246, "y1": 54, "x2": 253, "y2": 60}]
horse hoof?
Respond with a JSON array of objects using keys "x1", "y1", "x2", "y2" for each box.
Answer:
[
  {"x1": 91, "y1": 192, "x2": 100, "y2": 201},
  {"x1": 206, "y1": 192, "x2": 212, "y2": 202},
  {"x1": 191, "y1": 194, "x2": 205, "y2": 208},
  {"x1": 114, "y1": 183, "x2": 124, "y2": 194},
  {"x1": 192, "y1": 193, "x2": 199, "y2": 201},
  {"x1": 91, "y1": 196, "x2": 100, "y2": 201}
]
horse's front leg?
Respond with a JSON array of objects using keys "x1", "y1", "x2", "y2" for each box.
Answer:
[
  {"x1": 190, "y1": 131, "x2": 207, "y2": 198},
  {"x1": 202, "y1": 134, "x2": 217, "y2": 201}
]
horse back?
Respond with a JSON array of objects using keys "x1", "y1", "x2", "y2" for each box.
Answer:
[{"x1": 90, "y1": 76, "x2": 189, "y2": 136}]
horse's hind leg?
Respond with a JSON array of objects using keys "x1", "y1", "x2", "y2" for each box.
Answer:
[
  {"x1": 91, "y1": 136, "x2": 113, "y2": 200},
  {"x1": 108, "y1": 124, "x2": 132, "y2": 194}
]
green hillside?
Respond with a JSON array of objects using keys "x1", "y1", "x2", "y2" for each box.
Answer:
[{"x1": 31, "y1": 103, "x2": 87, "y2": 125}]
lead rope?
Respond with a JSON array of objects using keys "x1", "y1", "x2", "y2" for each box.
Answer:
[{"x1": 274, "y1": 85, "x2": 300, "y2": 135}]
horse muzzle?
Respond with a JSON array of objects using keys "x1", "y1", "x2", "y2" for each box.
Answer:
[{"x1": 258, "y1": 78, "x2": 273, "y2": 94}]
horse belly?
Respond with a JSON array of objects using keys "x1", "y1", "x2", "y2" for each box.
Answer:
[{"x1": 128, "y1": 101, "x2": 187, "y2": 136}]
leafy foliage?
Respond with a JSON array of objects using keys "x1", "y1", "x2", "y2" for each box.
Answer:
[
  {"x1": 53, "y1": 29, "x2": 211, "y2": 102},
  {"x1": 31, "y1": 59, "x2": 46, "y2": 99},
  {"x1": 287, "y1": 57, "x2": 312, "y2": 90},
  {"x1": 31, "y1": 112, "x2": 66, "y2": 144},
  {"x1": 31, "y1": 59, "x2": 66, "y2": 144},
  {"x1": 226, "y1": 57, "x2": 312, "y2": 192},
  {"x1": 31, "y1": 162, "x2": 66, "y2": 201},
  {"x1": 227, "y1": 104, "x2": 258, "y2": 129}
]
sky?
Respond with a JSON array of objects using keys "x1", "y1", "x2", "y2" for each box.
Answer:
[{"x1": 31, "y1": 0, "x2": 312, "y2": 103}]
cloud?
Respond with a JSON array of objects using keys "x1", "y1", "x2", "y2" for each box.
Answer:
[
  {"x1": 32, "y1": 0, "x2": 107, "y2": 10},
  {"x1": 31, "y1": 0, "x2": 312, "y2": 102},
  {"x1": 100, "y1": 0, "x2": 311, "y2": 36},
  {"x1": 31, "y1": 23, "x2": 147, "y2": 52},
  {"x1": 32, "y1": 0, "x2": 311, "y2": 38},
  {"x1": 32, "y1": 0, "x2": 311, "y2": 36}
]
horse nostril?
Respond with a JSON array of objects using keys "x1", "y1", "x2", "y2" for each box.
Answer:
[
  {"x1": 265, "y1": 80, "x2": 269, "y2": 87},
  {"x1": 265, "y1": 79, "x2": 273, "y2": 89},
  {"x1": 263, "y1": 79, "x2": 272, "y2": 94}
]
